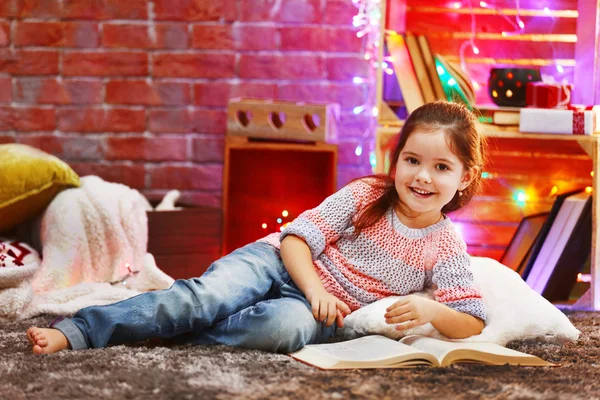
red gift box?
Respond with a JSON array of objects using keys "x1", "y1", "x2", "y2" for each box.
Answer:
[{"x1": 525, "y1": 82, "x2": 572, "y2": 109}]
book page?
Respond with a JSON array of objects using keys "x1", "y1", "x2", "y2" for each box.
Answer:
[
  {"x1": 307, "y1": 335, "x2": 421, "y2": 362},
  {"x1": 401, "y1": 336, "x2": 552, "y2": 366},
  {"x1": 290, "y1": 335, "x2": 439, "y2": 369}
]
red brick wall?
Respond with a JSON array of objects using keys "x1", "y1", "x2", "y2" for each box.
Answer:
[{"x1": 0, "y1": 0, "x2": 373, "y2": 207}]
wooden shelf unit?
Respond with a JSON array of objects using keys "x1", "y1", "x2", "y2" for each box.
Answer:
[{"x1": 375, "y1": 124, "x2": 600, "y2": 311}]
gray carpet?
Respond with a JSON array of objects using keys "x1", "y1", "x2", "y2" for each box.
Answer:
[{"x1": 2, "y1": 312, "x2": 599, "y2": 399}]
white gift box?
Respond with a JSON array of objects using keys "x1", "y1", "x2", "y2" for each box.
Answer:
[{"x1": 519, "y1": 106, "x2": 599, "y2": 135}]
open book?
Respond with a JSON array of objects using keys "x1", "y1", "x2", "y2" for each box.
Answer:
[{"x1": 289, "y1": 335, "x2": 556, "y2": 369}]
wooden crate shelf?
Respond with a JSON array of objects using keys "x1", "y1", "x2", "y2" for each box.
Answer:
[{"x1": 222, "y1": 136, "x2": 337, "y2": 255}]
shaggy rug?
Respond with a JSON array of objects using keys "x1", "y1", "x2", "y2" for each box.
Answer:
[{"x1": 2, "y1": 312, "x2": 599, "y2": 400}]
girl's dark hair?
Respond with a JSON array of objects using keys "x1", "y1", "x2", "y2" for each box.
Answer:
[{"x1": 353, "y1": 101, "x2": 487, "y2": 235}]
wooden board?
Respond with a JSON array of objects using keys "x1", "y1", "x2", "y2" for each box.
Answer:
[{"x1": 227, "y1": 99, "x2": 339, "y2": 143}]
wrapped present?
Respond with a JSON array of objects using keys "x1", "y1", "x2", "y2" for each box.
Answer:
[
  {"x1": 519, "y1": 106, "x2": 599, "y2": 135},
  {"x1": 525, "y1": 82, "x2": 571, "y2": 109}
]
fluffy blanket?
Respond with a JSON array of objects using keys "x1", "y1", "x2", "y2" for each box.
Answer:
[{"x1": 0, "y1": 176, "x2": 174, "y2": 321}]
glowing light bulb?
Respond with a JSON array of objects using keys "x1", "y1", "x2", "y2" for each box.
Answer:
[
  {"x1": 352, "y1": 77, "x2": 364, "y2": 84},
  {"x1": 381, "y1": 61, "x2": 388, "y2": 69},
  {"x1": 372, "y1": 107, "x2": 378, "y2": 117},
  {"x1": 514, "y1": 190, "x2": 528, "y2": 204},
  {"x1": 479, "y1": 1, "x2": 488, "y2": 7},
  {"x1": 472, "y1": 81, "x2": 481, "y2": 91},
  {"x1": 492, "y1": 90, "x2": 498, "y2": 98},
  {"x1": 591, "y1": 171, "x2": 594, "y2": 177},
  {"x1": 369, "y1": 153, "x2": 377, "y2": 168},
  {"x1": 448, "y1": 78, "x2": 456, "y2": 86},
  {"x1": 436, "y1": 65, "x2": 445, "y2": 75},
  {"x1": 506, "y1": 89, "x2": 513, "y2": 98},
  {"x1": 518, "y1": 20, "x2": 525, "y2": 29},
  {"x1": 353, "y1": 105, "x2": 365, "y2": 114},
  {"x1": 384, "y1": 68, "x2": 394, "y2": 75},
  {"x1": 544, "y1": 7, "x2": 550, "y2": 14},
  {"x1": 550, "y1": 186, "x2": 558, "y2": 196},
  {"x1": 355, "y1": 145, "x2": 363, "y2": 156},
  {"x1": 556, "y1": 64, "x2": 564, "y2": 73},
  {"x1": 277, "y1": 218, "x2": 282, "y2": 223},
  {"x1": 282, "y1": 210, "x2": 288, "y2": 217},
  {"x1": 364, "y1": 54, "x2": 371, "y2": 60},
  {"x1": 452, "y1": 2, "x2": 461, "y2": 9},
  {"x1": 262, "y1": 223, "x2": 267, "y2": 229},
  {"x1": 586, "y1": 186, "x2": 593, "y2": 194},
  {"x1": 472, "y1": 45, "x2": 480, "y2": 55}
]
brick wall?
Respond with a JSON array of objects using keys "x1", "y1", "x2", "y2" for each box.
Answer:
[{"x1": 0, "y1": 0, "x2": 374, "y2": 207}]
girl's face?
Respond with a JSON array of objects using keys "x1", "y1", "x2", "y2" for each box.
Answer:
[{"x1": 394, "y1": 129, "x2": 476, "y2": 228}]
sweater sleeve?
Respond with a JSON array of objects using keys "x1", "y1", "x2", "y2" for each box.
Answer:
[
  {"x1": 431, "y1": 227, "x2": 487, "y2": 322},
  {"x1": 279, "y1": 178, "x2": 379, "y2": 260}
]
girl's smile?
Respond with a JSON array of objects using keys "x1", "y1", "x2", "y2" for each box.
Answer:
[{"x1": 409, "y1": 186, "x2": 436, "y2": 198}]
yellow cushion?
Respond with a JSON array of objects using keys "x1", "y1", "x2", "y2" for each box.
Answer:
[{"x1": 0, "y1": 144, "x2": 80, "y2": 233}]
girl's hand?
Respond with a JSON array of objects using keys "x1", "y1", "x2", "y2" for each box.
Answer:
[
  {"x1": 305, "y1": 288, "x2": 352, "y2": 328},
  {"x1": 384, "y1": 295, "x2": 442, "y2": 330}
]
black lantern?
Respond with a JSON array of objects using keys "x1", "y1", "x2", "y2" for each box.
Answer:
[{"x1": 488, "y1": 68, "x2": 542, "y2": 107}]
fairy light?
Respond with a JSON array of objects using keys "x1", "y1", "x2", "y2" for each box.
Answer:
[
  {"x1": 577, "y1": 273, "x2": 591, "y2": 283},
  {"x1": 369, "y1": 153, "x2": 377, "y2": 168},
  {"x1": 514, "y1": 190, "x2": 529, "y2": 206},
  {"x1": 353, "y1": 105, "x2": 365, "y2": 115},
  {"x1": 352, "y1": 0, "x2": 382, "y2": 168},
  {"x1": 282, "y1": 210, "x2": 289, "y2": 217},
  {"x1": 262, "y1": 223, "x2": 267, "y2": 229},
  {"x1": 458, "y1": 0, "x2": 525, "y2": 79}
]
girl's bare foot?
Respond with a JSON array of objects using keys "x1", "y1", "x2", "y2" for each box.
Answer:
[{"x1": 26, "y1": 327, "x2": 69, "y2": 354}]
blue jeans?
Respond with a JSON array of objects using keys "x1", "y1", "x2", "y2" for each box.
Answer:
[{"x1": 52, "y1": 242, "x2": 336, "y2": 353}]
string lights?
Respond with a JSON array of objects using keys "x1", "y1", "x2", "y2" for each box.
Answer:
[
  {"x1": 261, "y1": 210, "x2": 292, "y2": 231},
  {"x1": 351, "y1": 0, "x2": 382, "y2": 168}
]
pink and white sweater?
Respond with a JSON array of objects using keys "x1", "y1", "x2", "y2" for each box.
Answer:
[{"x1": 259, "y1": 178, "x2": 487, "y2": 321}]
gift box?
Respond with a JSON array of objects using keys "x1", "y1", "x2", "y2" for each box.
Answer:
[
  {"x1": 519, "y1": 106, "x2": 599, "y2": 135},
  {"x1": 525, "y1": 82, "x2": 571, "y2": 109}
]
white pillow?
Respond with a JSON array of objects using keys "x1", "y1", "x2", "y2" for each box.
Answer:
[{"x1": 338, "y1": 256, "x2": 580, "y2": 346}]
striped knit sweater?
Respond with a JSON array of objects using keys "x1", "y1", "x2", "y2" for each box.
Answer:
[{"x1": 259, "y1": 178, "x2": 487, "y2": 321}]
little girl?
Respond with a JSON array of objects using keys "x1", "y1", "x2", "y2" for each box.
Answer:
[{"x1": 27, "y1": 101, "x2": 487, "y2": 354}]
